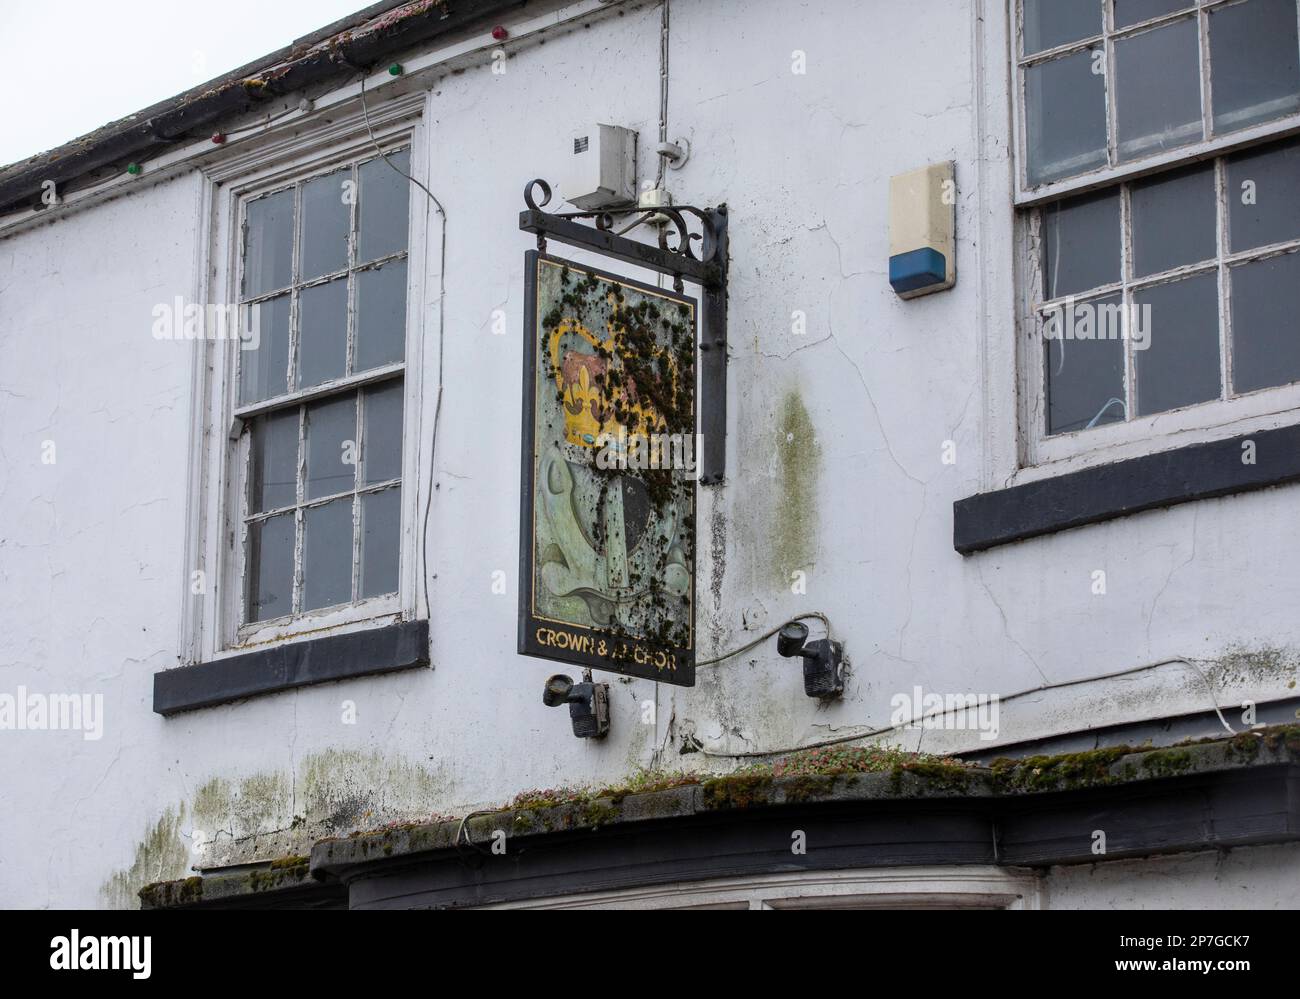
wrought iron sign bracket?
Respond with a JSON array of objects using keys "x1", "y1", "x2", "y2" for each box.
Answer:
[{"x1": 519, "y1": 179, "x2": 729, "y2": 485}]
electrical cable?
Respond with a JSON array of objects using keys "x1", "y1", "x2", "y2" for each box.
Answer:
[
  {"x1": 358, "y1": 70, "x2": 446, "y2": 621},
  {"x1": 217, "y1": 103, "x2": 305, "y2": 142},
  {"x1": 694, "y1": 612, "x2": 832, "y2": 667},
  {"x1": 697, "y1": 654, "x2": 1246, "y2": 760},
  {"x1": 454, "y1": 808, "x2": 495, "y2": 858}
]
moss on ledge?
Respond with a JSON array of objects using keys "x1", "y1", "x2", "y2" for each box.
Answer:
[
  {"x1": 989, "y1": 745, "x2": 1137, "y2": 793},
  {"x1": 987, "y1": 724, "x2": 1300, "y2": 794},
  {"x1": 701, "y1": 771, "x2": 773, "y2": 809},
  {"x1": 139, "y1": 853, "x2": 313, "y2": 909},
  {"x1": 139, "y1": 875, "x2": 204, "y2": 909},
  {"x1": 142, "y1": 724, "x2": 1300, "y2": 906},
  {"x1": 316, "y1": 725, "x2": 1300, "y2": 859}
]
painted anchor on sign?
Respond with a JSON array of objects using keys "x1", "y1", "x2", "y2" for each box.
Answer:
[{"x1": 538, "y1": 448, "x2": 689, "y2": 630}]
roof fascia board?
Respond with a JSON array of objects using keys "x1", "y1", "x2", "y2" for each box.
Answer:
[{"x1": 0, "y1": 0, "x2": 621, "y2": 231}]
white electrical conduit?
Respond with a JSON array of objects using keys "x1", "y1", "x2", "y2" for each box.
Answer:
[{"x1": 693, "y1": 643, "x2": 1244, "y2": 759}]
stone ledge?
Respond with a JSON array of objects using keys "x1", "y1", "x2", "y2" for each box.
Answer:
[
  {"x1": 140, "y1": 725, "x2": 1300, "y2": 908},
  {"x1": 140, "y1": 857, "x2": 344, "y2": 910},
  {"x1": 314, "y1": 725, "x2": 1300, "y2": 874}
]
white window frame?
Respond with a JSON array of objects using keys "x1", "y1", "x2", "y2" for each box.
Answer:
[
  {"x1": 1012, "y1": 0, "x2": 1300, "y2": 205},
  {"x1": 182, "y1": 91, "x2": 430, "y2": 664},
  {"x1": 1008, "y1": 0, "x2": 1300, "y2": 473}
]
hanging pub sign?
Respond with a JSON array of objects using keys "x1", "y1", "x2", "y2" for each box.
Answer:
[
  {"x1": 517, "y1": 180, "x2": 728, "y2": 688},
  {"x1": 519, "y1": 252, "x2": 698, "y2": 685}
]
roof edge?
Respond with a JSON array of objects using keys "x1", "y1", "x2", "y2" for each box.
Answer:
[{"x1": 0, "y1": 0, "x2": 526, "y2": 216}]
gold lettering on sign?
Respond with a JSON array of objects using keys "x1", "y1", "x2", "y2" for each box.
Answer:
[{"x1": 535, "y1": 625, "x2": 677, "y2": 673}]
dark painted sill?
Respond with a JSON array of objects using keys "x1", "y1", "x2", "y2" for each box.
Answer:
[
  {"x1": 953, "y1": 424, "x2": 1300, "y2": 554},
  {"x1": 153, "y1": 619, "x2": 429, "y2": 715}
]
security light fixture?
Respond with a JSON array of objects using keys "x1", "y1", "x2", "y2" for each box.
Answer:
[
  {"x1": 777, "y1": 622, "x2": 845, "y2": 699},
  {"x1": 543, "y1": 671, "x2": 610, "y2": 739}
]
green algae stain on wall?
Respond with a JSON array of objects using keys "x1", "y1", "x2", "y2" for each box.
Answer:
[
  {"x1": 191, "y1": 771, "x2": 292, "y2": 844},
  {"x1": 299, "y1": 748, "x2": 449, "y2": 830},
  {"x1": 191, "y1": 776, "x2": 235, "y2": 830},
  {"x1": 101, "y1": 806, "x2": 189, "y2": 910},
  {"x1": 102, "y1": 750, "x2": 453, "y2": 906},
  {"x1": 186, "y1": 751, "x2": 450, "y2": 865},
  {"x1": 772, "y1": 389, "x2": 821, "y2": 589}
]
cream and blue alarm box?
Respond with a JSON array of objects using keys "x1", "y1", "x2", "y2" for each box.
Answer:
[{"x1": 888, "y1": 162, "x2": 956, "y2": 299}]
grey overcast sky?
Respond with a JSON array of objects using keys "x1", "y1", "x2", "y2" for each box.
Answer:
[{"x1": 0, "y1": 0, "x2": 367, "y2": 166}]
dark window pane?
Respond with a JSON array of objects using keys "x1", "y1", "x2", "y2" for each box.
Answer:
[
  {"x1": 1231, "y1": 252, "x2": 1300, "y2": 393},
  {"x1": 248, "y1": 409, "x2": 299, "y2": 513},
  {"x1": 360, "y1": 487, "x2": 401, "y2": 599},
  {"x1": 305, "y1": 393, "x2": 357, "y2": 500},
  {"x1": 1026, "y1": 48, "x2": 1109, "y2": 185},
  {"x1": 1131, "y1": 164, "x2": 1217, "y2": 277},
  {"x1": 358, "y1": 149, "x2": 410, "y2": 263},
  {"x1": 247, "y1": 513, "x2": 295, "y2": 622},
  {"x1": 1045, "y1": 294, "x2": 1127, "y2": 434},
  {"x1": 243, "y1": 189, "x2": 294, "y2": 298},
  {"x1": 299, "y1": 168, "x2": 350, "y2": 281},
  {"x1": 355, "y1": 260, "x2": 408, "y2": 372},
  {"x1": 302, "y1": 498, "x2": 354, "y2": 611},
  {"x1": 1042, "y1": 189, "x2": 1121, "y2": 298},
  {"x1": 1116, "y1": 18, "x2": 1203, "y2": 162},
  {"x1": 1227, "y1": 138, "x2": 1300, "y2": 251},
  {"x1": 1023, "y1": 0, "x2": 1101, "y2": 56},
  {"x1": 238, "y1": 294, "x2": 291, "y2": 405},
  {"x1": 363, "y1": 380, "x2": 404, "y2": 485},
  {"x1": 297, "y1": 278, "x2": 348, "y2": 388},
  {"x1": 1210, "y1": 0, "x2": 1300, "y2": 134},
  {"x1": 1115, "y1": 0, "x2": 1191, "y2": 28},
  {"x1": 1135, "y1": 273, "x2": 1221, "y2": 415}
]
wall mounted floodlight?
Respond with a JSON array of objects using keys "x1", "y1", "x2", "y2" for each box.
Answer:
[
  {"x1": 543, "y1": 671, "x2": 610, "y2": 739},
  {"x1": 777, "y1": 622, "x2": 845, "y2": 699}
]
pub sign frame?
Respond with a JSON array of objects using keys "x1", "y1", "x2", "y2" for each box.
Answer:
[{"x1": 519, "y1": 251, "x2": 698, "y2": 685}]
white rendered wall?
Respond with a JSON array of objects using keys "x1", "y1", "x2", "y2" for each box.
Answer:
[{"x1": 1, "y1": 0, "x2": 1297, "y2": 908}]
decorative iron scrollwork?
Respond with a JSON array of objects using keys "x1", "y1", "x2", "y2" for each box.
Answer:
[
  {"x1": 523, "y1": 178, "x2": 552, "y2": 211},
  {"x1": 521, "y1": 179, "x2": 721, "y2": 266}
]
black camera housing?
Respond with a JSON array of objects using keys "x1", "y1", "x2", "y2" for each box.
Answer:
[
  {"x1": 776, "y1": 623, "x2": 845, "y2": 699},
  {"x1": 543, "y1": 674, "x2": 610, "y2": 738}
]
